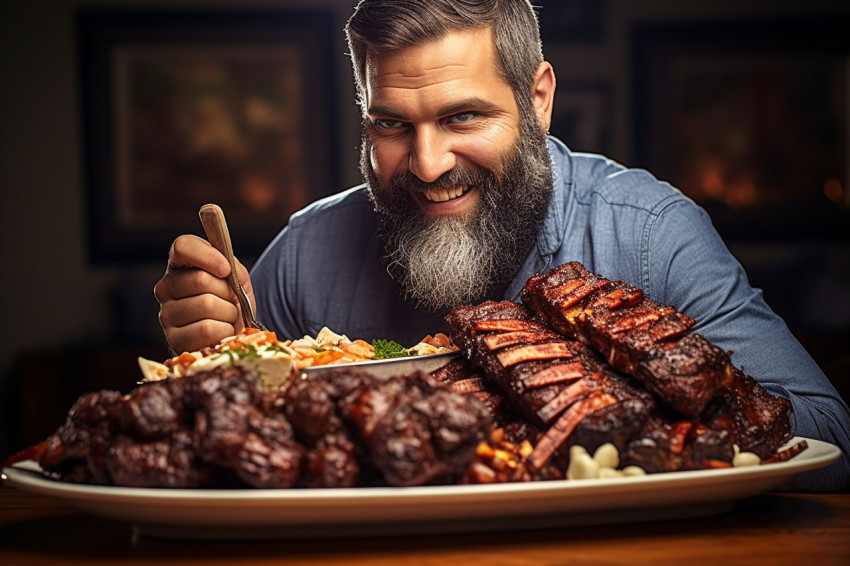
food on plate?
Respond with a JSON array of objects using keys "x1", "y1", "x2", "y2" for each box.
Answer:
[
  {"x1": 444, "y1": 260, "x2": 796, "y2": 475},
  {"x1": 284, "y1": 367, "x2": 491, "y2": 487},
  {"x1": 138, "y1": 328, "x2": 295, "y2": 392},
  {"x1": 137, "y1": 327, "x2": 457, "y2": 393},
  {"x1": 287, "y1": 327, "x2": 455, "y2": 364},
  {"x1": 446, "y1": 300, "x2": 662, "y2": 471},
  {"x1": 520, "y1": 261, "x2": 793, "y2": 460},
  {"x1": 36, "y1": 366, "x2": 303, "y2": 488},
  {"x1": 27, "y1": 365, "x2": 492, "y2": 488},
  {"x1": 5, "y1": 261, "x2": 807, "y2": 488}
]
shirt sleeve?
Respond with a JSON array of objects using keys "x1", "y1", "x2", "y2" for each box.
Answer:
[
  {"x1": 250, "y1": 223, "x2": 305, "y2": 340},
  {"x1": 644, "y1": 197, "x2": 850, "y2": 491}
]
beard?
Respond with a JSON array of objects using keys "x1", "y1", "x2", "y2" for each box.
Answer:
[{"x1": 363, "y1": 110, "x2": 553, "y2": 312}]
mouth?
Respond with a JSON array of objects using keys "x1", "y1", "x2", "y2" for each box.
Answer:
[{"x1": 421, "y1": 185, "x2": 473, "y2": 203}]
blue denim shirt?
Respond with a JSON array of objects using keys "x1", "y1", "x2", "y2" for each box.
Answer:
[{"x1": 253, "y1": 136, "x2": 849, "y2": 491}]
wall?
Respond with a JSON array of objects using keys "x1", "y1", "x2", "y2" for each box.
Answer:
[
  {"x1": 0, "y1": 0, "x2": 363, "y2": 369},
  {"x1": 1, "y1": 0, "x2": 848, "y2": 456}
]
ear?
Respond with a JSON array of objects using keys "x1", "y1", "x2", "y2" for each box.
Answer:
[{"x1": 530, "y1": 61, "x2": 556, "y2": 133}]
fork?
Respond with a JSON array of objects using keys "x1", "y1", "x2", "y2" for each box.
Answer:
[{"x1": 199, "y1": 203, "x2": 268, "y2": 332}]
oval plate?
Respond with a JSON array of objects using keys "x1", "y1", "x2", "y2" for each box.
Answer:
[
  {"x1": 301, "y1": 351, "x2": 457, "y2": 380},
  {"x1": 2, "y1": 437, "x2": 839, "y2": 540}
]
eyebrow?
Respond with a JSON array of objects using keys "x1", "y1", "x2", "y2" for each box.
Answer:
[{"x1": 366, "y1": 97, "x2": 501, "y2": 120}]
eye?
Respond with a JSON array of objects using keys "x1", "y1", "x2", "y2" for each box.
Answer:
[
  {"x1": 447, "y1": 112, "x2": 476, "y2": 124},
  {"x1": 374, "y1": 118, "x2": 407, "y2": 130}
]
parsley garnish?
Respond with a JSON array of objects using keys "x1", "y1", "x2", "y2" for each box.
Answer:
[
  {"x1": 372, "y1": 339, "x2": 410, "y2": 360},
  {"x1": 236, "y1": 344, "x2": 258, "y2": 358},
  {"x1": 221, "y1": 344, "x2": 260, "y2": 366}
]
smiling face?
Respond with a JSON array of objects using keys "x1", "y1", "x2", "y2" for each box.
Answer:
[
  {"x1": 361, "y1": 27, "x2": 554, "y2": 311},
  {"x1": 364, "y1": 28, "x2": 523, "y2": 217}
]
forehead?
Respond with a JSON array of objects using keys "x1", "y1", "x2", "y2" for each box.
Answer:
[{"x1": 364, "y1": 28, "x2": 509, "y2": 109}]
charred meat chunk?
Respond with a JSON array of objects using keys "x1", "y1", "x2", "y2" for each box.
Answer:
[
  {"x1": 339, "y1": 370, "x2": 492, "y2": 486},
  {"x1": 39, "y1": 366, "x2": 305, "y2": 488},
  {"x1": 106, "y1": 429, "x2": 211, "y2": 488}
]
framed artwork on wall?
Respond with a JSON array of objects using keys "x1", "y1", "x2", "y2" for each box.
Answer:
[{"x1": 77, "y1": 8, "x2": 338, "y2": 263}]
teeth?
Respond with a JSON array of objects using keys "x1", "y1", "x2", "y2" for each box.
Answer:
[{"x1": 423, "y1": 186, "x2": 468, "y2": 203}]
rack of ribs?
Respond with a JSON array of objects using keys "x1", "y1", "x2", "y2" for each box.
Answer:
[
  {"x1": 520, "y1": 261, "x2": 791, "y2": 459},
  {"x1": 446, "y1": 300, "x2": 658, "y2": 471}
]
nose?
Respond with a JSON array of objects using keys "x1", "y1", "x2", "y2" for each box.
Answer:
[{"x1": 408, "y1": 126, "x2": 456, "y2": 183}]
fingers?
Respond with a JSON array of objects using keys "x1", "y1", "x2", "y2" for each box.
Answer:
[
  {"x1": 154, "y1": 234, "x2": 256, "y2": 354},
  {"x1": 161, "y1": 319, "x2": 240, "y2": 355},
  {"x1": 157, "y1": 293, "x2": 239, "y2": 329},
  {"x1": 166, "y1": 233, "x2": 254, "y2": 291},
  {"x1": 156, "y1": 289, "x2": 243, "y2": 354},
  {"x1": 167, "y1": 234, "x2": 230, "y2": 277},
  {"x1": 154, "y1": 263, "x2": 235, "y2": 304}
]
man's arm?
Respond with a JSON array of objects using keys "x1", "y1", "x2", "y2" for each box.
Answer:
[{"x1": 646, "y1": 198, "x2": 850, "y2": 491}]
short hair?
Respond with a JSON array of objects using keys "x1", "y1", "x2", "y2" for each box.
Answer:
[{"x1": 345, "y1": 0, "x2": 544, "y2": 113}]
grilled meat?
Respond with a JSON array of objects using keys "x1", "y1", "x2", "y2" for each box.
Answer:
[
  {"x1": 430, "y1": 356, "x2": 516, "y2": 426},
  {"x1": 446, "y1": 300, "x2": 656, "y2": 470},
  {"x1": 520, "y1": 261, "x2": 792, "y2": 457},
  {"x1": 703, "y1": 368, "x2": 794, "y2": 459},
  {"x1": 36, "y1": 365, "x2": 490, "y2": 488},
  {"x1": 26, "y1": 262, "x2": 798, "y2": 487},
  {"x1": 303, "y1": 368, "x2": 492, "y2": 487}
]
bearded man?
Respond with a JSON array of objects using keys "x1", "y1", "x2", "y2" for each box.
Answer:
[{"x1": 154, "y1": 0, "x2": 849, "y2": 491}]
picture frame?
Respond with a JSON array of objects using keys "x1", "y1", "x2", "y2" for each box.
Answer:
[
  {"x1": 550, "y1": 81, "x2": 612, "y2": 156},
  {"x1": 631, "y1": 19, "x2": 849, "y2": 242},
  {"x1": 77, "y1": 8, "x2": 338, "y2": 264}
]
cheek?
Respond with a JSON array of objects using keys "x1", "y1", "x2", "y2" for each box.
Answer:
[
  {"x1": 369, "y1": 140, "x2": 401, "y2": 185},
  {"x1": 458, "y1": 125, "x2": 519, "y2": 172}
]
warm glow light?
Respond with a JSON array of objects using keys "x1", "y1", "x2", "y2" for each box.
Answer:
[
  {"x1": 700, "y1": 162, "x2": 725, "y2": 200},
  {"x1": 823, "y1": 177, "x2": 844, "y2": 204}
]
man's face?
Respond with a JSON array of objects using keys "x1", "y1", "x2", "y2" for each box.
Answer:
[{"x1": 361, "y1": 28, "x2": 552, "y2": 311}]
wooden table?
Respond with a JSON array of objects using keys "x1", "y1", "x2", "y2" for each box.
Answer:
[{"x1": 1, "y1": 485, "x2": 848, "y2": 566}]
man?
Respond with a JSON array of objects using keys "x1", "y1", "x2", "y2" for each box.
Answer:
[{"x1": 154, "y1": 0, "x2": 849, "y2": 490}]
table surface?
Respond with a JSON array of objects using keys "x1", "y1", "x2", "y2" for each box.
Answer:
[{"x1": 1, "y1": 484, "x2": 848, "y2": 566}]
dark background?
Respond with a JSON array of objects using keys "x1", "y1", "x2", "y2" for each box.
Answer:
[{"x1": 2, "y1": 0, "x2": 849, "y2": 459}]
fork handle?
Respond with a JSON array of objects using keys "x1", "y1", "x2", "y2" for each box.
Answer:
[{"x1": 199, "y1": 203, "x2": 251, "y2": 328}]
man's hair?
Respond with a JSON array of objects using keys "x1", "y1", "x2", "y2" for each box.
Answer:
[{"x1": 345, "y1": 0, "x2": 544, "y2": 113}]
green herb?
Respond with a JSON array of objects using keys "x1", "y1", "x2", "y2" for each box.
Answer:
[
  {"x1": 221, "y1": 344, "x2": 260, "y2": 366},
  {"x1": 236, "y1": 344, "x2": 258, "y2": 358},
  {"x1": 372, "y1": 339, "x2": 410, "y2": 360}
]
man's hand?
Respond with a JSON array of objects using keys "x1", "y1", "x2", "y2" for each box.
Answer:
[{"x1": 153, "y1": 234, "x2": 257, "y2": 355}]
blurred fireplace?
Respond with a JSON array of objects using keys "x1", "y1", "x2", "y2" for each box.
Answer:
[
  {"x1": 631, "y1": 19, "x2": 849, "y2": 392},
  {"x1": 631, "y1": 19, "x2": 848, "y2": 242}
]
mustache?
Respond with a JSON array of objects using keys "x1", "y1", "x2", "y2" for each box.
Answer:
[{"x1": 389, "y1": 165, "x2": 492, "y2": 194}]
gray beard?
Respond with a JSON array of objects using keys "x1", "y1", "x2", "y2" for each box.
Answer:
[{"x1": 363, "y1": 115, "x2": 553, "y2": 311}]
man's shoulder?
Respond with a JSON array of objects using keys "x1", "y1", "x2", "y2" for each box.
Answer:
[
  {"x1": 571, "y1": 154, "x2": 687, "y2": 214},
  {"x1": 548, "y1": 138, "x2": 690, "y2": 215},
  {"x1": 287, "y1": 185, "x2": 374, "y2": 229}
]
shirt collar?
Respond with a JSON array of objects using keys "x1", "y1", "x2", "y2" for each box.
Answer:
[
  {"x1": 503, "y1": 136, "x2": 571, "y2": 301},
  {"x1": 538, "y1": 136, "x2": 570, "y2": 257}
]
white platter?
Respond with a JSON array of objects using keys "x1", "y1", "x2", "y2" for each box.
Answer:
[
  {"x1": 2, "y1": 437, "x2": 839, "y2": 540},
  {"x1": 301, "y1": 350, "x2": 457, "y2": 379}
]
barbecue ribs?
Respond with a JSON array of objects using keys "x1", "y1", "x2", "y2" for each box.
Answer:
[
  {"x1": 446, "y1": 300, "x2": 657, "y2": 470},
  {"x1": 520, "y1": 261, "x2": 792, "y2": 459}
]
